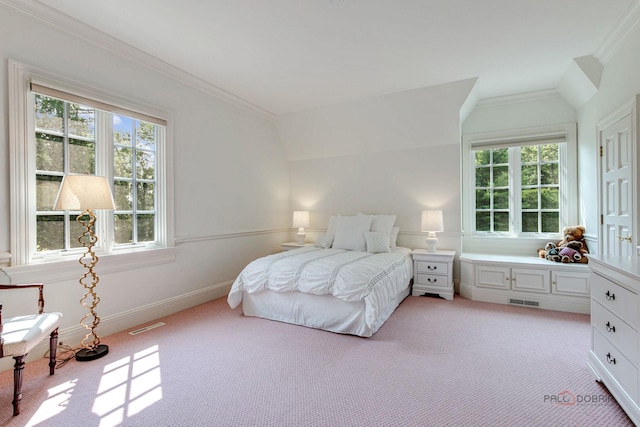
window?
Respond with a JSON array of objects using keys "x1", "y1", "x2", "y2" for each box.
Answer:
[
  {"x1": 463, "y1": 124, "x2": 577, "y2": 237},
  {"x1": 9, "y1": 60, "x2": 173, "y2": 266},
  {"x1": 35, "y1": 94, "x2": 160, "y2": 252}
]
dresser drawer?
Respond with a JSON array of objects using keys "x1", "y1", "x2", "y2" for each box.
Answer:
[
  {"x1": 592, "y1": 273, "x2": 638, "y2": 328},
  {"x1": 416, "y1": 273, "x2": 448, "y2": 288},
  {"x1": 415, "y1": 261, "x2": 448, "y2": 275},
  {"x1": 593, "y1": 328, "x2": 638, "y2": 401},
  {"x1": 592, "y1": 300, "x2": 638, "y2": 362}
]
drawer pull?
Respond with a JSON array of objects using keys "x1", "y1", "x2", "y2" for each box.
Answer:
[
  {"x1": 605, "y1": 291, "x2": 616, "y2": 301},
  {"x1": 427, "y1": 278, "x2": 437, "y2": 283},
  {"x1": 605, "y1": 322, "x2": 616, "y2": 333},
  {"x1": 606, "y1": 352, "x2": 616, "y2": 365},
  {"x1": 427, "y1": 265, "x2": 437, "y2": 271}
]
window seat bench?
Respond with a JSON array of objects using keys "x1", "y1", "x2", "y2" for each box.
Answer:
[{"x1": 460, "y1": 253, "x2": 591, "y2": 314}]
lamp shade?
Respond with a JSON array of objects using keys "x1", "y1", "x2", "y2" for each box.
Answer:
[
  {"x1": 292, "y1": 210, "x2": 310, "y2": 228},
  {"x1": 54, "y1": 175, "x2": 116, "y2": 211},
  {"x1": 421, "y1": 210, "x2": 444, "y2": 233}
]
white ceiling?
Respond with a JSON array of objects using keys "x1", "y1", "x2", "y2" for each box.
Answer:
[{"x1": 29, "y1": 0, "x2": 638, "y2": 114}]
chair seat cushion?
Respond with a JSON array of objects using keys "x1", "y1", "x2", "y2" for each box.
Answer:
[{"x1": 2, "y1": 313, "x2": 63, "y2": 356}]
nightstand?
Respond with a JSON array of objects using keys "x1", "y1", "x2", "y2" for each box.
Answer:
[
  {"x1": 280, "y1": 242, "x2": 313, "y2": 251},
  {"x1": 412, "y1": 249, "x2": 455, "y2": 300}
]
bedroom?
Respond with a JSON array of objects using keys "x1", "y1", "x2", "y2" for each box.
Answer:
[{"x1": 0, "y1": 0, "x2": 639, "y2": 424}]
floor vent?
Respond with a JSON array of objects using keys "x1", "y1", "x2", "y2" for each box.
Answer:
[
  {"x1": 129, "y1": 322, "x2": 166, "y2": 335},
  {"x1": 509, "y1": 298, "x2": 539, "y2": 307}
]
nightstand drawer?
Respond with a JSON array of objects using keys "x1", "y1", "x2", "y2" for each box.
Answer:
[
  {"x1": 593, "y1": 328, "x2": 638, "y2": 401},
  {"x1": 415, "y1": 261, "x2": 448, "y2": 275},
  {"x1": 416, "y1": 273, "x2": 448, "y2": 288}
]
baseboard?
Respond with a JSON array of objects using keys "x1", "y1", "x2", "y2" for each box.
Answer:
[
  {"x1": 0, "y1": 280, "x2": 233, "y2": 372},
  {"x1": 459, "y1": 282, "x2": 589, "y2": 314}
]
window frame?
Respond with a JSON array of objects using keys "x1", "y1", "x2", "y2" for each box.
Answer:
[
  {"x1": 462, "y1": 123, "x2": 578, "y2": 239},
  {"x1": 8, "y1": 59, "x2": 174, "y2": 267}
]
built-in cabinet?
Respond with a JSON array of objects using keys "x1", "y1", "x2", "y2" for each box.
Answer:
[
  {"x1": 460, "y1": 253, "x2": 591, "y2": 313},
  {"x1": 587, "y1": 255, "x2": 640, "y2": 425}
]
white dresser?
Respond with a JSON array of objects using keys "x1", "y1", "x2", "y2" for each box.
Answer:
[{"x1": 588, "y1": 255, "x2": 640, "y2": 425}]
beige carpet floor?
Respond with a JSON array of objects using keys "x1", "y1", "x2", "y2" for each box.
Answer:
[{"x1": 0, "y1": 295, "x2": 633, "y2": 426}]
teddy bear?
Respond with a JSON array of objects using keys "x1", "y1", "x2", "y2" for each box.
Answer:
[{"x1": 537, "y1": 225, "x2": 589, "y2": 263}]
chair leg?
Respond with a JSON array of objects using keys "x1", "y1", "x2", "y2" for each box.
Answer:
[
  {"x1": 12, "y1": 355, "x2": 25, "y2": 416},
  {"x1": 49, "y1": 328, "x2": 59, "y2": 376}
]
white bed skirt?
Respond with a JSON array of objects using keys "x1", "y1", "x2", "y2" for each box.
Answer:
[{"x1": 242, "y1": 285, "x2": 411, "y2": 337}]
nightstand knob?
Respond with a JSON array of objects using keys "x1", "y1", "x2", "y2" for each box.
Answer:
[
  {"x1": 605, "y1": 291, "x2": 616, "y2": 301},
  {"x1": 427, "y1": 278, "x2": 437, "y2": 283},
  {"x1": 606, "y1": 352, "x2": 616, "y2": 365},
  {"x1": 427, "y1": 265, "x2": 437, "y2": 271}
]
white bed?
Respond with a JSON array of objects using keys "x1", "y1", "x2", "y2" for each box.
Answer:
[{"x1": 227, "y1": 246, "x2": 413, "y2": 337}]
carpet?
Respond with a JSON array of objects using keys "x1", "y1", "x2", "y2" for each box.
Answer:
[{"x1": 0, "y1": 295, "x2": 633, "y2": 426}]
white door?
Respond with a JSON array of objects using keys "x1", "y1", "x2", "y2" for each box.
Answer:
[{"x1": 599, "y1": 108, "x2": 634, "y2": 256}]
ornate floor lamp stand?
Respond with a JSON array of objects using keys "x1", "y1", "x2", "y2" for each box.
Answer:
[
  {"x1": 54, "y1": 174, "x2": 115, "y2": 362},
  {"x1": 75, "y1": 209, "x2": 108, "y2": 361}
]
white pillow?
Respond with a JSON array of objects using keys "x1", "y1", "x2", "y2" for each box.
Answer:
[
  {"x1": 315, "y1": 234, "x2": 334, "y2": 249},
  {"x1": 371, "y1": 214, "x2": 396, "y2": 235},
  {"x1": 365, "y1": 231, "x2": 391, "y2": 253},
  {"x1": 358, "y1": 213, "x2": 396, "y2": 235},
  {"x1": 390, "y1": 226, "x2": 400, "y2": 248},
  {"x1": 326, "y1": 215, "x2": 339, "y2": 238},
  {"x1": 332, "y1": 215, "x2": 373, "y2": 251}
]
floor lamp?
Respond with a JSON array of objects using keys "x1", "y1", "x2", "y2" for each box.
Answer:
[{"x1": 54, "y1": 174, "x2": 115, "y2": 361}]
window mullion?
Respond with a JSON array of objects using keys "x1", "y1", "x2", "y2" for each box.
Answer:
[
  {"x1": 510, "y1": 147, "x2": 521, "y2": 234},
  {"x1": 96, "y1": 111, "x2": 114, "y2": 252}
]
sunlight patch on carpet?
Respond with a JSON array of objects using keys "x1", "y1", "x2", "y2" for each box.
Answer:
[
  {"x1": 25, "y1": 379, "x2": 77, "y2": 427},
  {"x1": 89, "y1": 345, "x2": 163, "y2": 424}
]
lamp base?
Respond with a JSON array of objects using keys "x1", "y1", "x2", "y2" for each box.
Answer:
[
  {"x1": 296, "y1": 229, "x2": 306, "y2": 245},
  {"x1": 76, "y1": 344, "x2": 109, "y2": 362},
  {"x1": 425, "y1": 236, "x2": 438, "y2": 253}
]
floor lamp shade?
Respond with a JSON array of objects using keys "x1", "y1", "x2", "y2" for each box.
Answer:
[
  {"x1": 54, "y1": 175, "x2": 116, "y2": 211},
  {"x1": 54, "y1": 174, "x2": 115, "y2": 361},
  {"x1": 292, "y1": 211, "x2": 310, "y2": 244},
  {"x1": 421, "y1": 210, "x2": 444, "y2": 252}
]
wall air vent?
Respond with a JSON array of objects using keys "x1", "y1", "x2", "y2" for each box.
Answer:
[
  {"x1": 129, "y1": 322, "x2": 166, "y2": 335},
  {"x1": 509, "y1": 298, "x2": 539, "y2": 307}
]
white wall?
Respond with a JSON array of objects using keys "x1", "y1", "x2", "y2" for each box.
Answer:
[
  {"x1": 578, "y1": 20, "x2": 640, "y2": 255},
  {"x1": 462, "y1": 91, "x2": 577, "y2": 135},
  {"x1": 279, "y1": 79, "x2": 477, "y2": 282},
  {"x1": 0, "y1": 5, "x2": 290, "y2": 358}
]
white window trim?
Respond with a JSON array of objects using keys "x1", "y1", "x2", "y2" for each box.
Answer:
[
  {"x1": 462, "y1": 123, "x2": 578, "y2": 240},
  {"x1": 8, "y1": 59, "x2": 175, "y2": 268}
]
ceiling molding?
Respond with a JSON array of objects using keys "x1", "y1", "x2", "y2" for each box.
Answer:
[
  {"x1": 0, "y1": 0, "x2": 276, "y2": 121},
  {"x1": 594, "y1": 0, "x2": 640, "y2": 64},
  {"x1": 475, "y1": 89, "x2": 562, "y2": 109}
]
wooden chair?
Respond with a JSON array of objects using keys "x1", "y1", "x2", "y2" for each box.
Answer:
[{"x1": 0, "y1": 284, "x2": 62, "y2": 416}]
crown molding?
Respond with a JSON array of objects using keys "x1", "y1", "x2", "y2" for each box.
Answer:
[
  {"x1": 594, "y1": 0, "x2": 640, "y2": 64},
  {"x1": 475, "y1": 89, "x2": 562, "y2": 109},
  {"x1": 0, "y1": 0, "x2": 276, "y2": 121}
]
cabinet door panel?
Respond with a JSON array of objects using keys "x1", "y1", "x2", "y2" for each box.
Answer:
[
  {"x1": 552, "y1": 271, "x2": 590, "y2": 296},
  {"x1": 512, "y1": 268, "x2": 549, "y2": 293},
  {"x1": 475, "y1": 266, "x2": 510, "y2": 289}
]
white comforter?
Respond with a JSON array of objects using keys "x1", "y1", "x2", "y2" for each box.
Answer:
[{"x1": 227, "y1": 246, "x2": 412, "y2": 309}]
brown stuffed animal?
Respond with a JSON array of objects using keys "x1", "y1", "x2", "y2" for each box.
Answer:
[{"x1": 537, "y1": 225, "x2": 589, "y2": 263}]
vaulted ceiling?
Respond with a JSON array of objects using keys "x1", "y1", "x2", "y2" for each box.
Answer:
[{"x1": 15, "y1": 0, "x2": 640, "y2": 114}]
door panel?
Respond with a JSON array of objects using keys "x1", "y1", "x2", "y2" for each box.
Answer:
[{"x1": 600, "y1": 112, "x2": 634, "y2": 256}]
